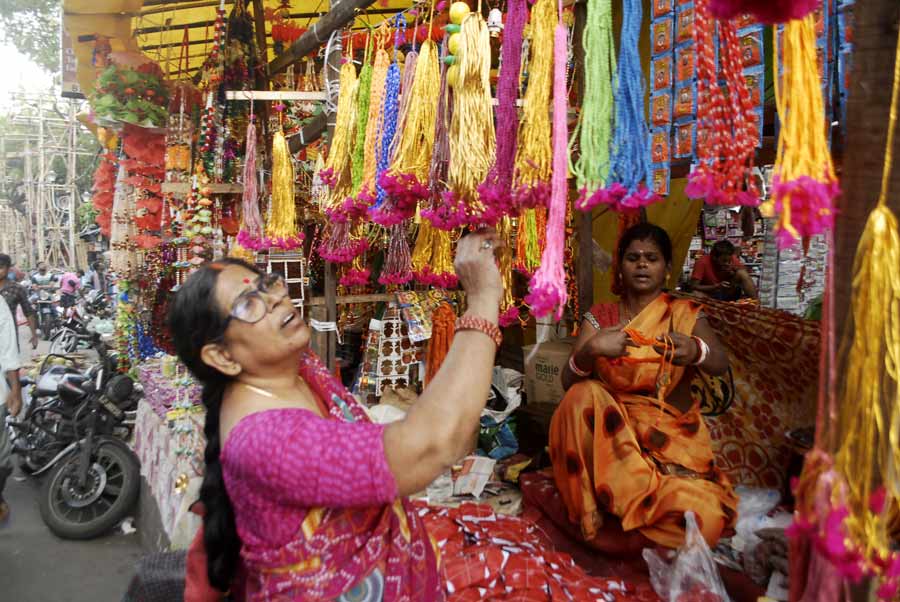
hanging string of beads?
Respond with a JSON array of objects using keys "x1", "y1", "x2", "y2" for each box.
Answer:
[{"x1": 684, "y1": 0, "x2": 759, "y2": 207}]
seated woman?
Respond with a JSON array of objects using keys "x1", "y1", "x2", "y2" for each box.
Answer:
[
  {"x1": 170, "y1": 231, "x2": 502, "y2": 601},
  {"x1": 551, "y1": 223, "x2": 738, "y2": 550}
]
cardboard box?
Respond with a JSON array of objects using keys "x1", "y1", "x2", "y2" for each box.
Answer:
[{"x1": 522, "y1": 340, "x2": 573, "y2": 405}]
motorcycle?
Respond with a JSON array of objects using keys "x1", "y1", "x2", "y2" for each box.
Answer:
[
  {"x1": 49, "y1": 291, "x2": 113, "y2": 354},
  {"x1": 34, "y1": 288, "x2": 62, "y2": 340},
  {"x1": 10, "y1": 336, "x2": 141, "y2": 539}
]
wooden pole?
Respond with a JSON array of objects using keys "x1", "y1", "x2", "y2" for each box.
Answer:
[
  {"x1": 269, "y1": 0, "x2": 376, "y2": 74},
  {"x1": 321, "y1": 2, "x2": 344, "y2": 372},
  {"x1": 288, "y1": 112, "x2": 328, "y2": 153},
  {"x1": 572, "y1": 0, "x2": 593, "y2": 322},
  {"x1": 251, "y1": 0, "x2": 271, "y2": 157},
  {"x1": 832, "y1": 3, "x2": 900, "y2": 324}
]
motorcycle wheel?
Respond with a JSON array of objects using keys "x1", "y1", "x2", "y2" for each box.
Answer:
[
  {"x1": 38, "y1": 439, "x2": 140, "y2": 540},
  {"x1": 49, "y1": 329, "x2": 78, "y2": 354}
]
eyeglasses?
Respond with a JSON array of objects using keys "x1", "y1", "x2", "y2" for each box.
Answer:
[{"x1": 224, "y1": 273, "x2": 290, "y2": 326}]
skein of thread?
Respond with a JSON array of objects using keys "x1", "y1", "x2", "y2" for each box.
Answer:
[{"x1": 240, "y1": 119, "x2": 263, "y2": 239}]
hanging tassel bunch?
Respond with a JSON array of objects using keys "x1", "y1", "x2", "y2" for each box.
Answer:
[
  {"x1": 685, "y1": 0, "x2": 759, "y2": 207},
  {"x1": 515, "y1": 208, "x2": 546, "y2": 275},
  {"x1": 379, "y1": 224, "x2": 413, "y2": 285},
  {"x1": 526, "y1": 7, "x2": 569, "y2": 320},
  {"x1": 570, "y1": 0, "x2": 616, "y2": 209},
  {"x1": 512, "y1": 0, "x2": 556, "y2": 213},
  {"x1": 357, "y1": 44, "x2": 391, "y2": 204},
  {"x1": 443, "y1": 12, "x2": 496, "y2": 225},
  {"x1": 377, "y1": 40, "x2": 442, "y2": 226},
  {"x1": 266, "y1": 123, "x2": 304, "y2": 250},
  {"x1": 371, "y1": 20, "x2": 404, "y2": 214},
  {"x1": 497, "y1": 217, "x2": 519, "y2": 326},
  {"x1": 766, "y1": 15, "x2": 839, "y2": 249},
  {"x1": 339, "y1": 249, "x2": 372, "y2": 287},
  {"x1": 788, "y1": 28, "x2": 900, "y2": 602},
  {"x1": 581, "y1": 0, "x2": 660, "y2": 212},
  {"x1": 411, "y1": 221, "x2": 458, "y2": 288},
  {"x1": 319, "y1": 59, "x2": 359, "y2": 210},
  {"x1": 236, "y1": 116, "x2": 266, "y2": 250},
  {"x1": 351, "y1": 45, "x2": 373, "y2": 195},
  {"x1": 477, "y1": 0, "x2": 528, "y2": 224}
]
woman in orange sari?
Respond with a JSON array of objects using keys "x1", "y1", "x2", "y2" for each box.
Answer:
[{"x1": 551, "y1": 223, "x2": 738, "y2": 550}]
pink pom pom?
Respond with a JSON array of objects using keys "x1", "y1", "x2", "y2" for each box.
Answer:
[
  {"x1": 498, "y1": 306, "x2": 520, "y2": 327},
  {"x1": 709, "y1": 0, "x2": 819, "y2": 24},
  {"x1": 339, "y1": 268, "x2": 371, "y2": 287}
]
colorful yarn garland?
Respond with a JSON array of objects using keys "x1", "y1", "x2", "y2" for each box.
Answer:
[
  {"x1": 477, "y1": 0, "x2": 527, "y2": 224},
  {"x1": 512, "y1": 0, "x2": 556, "y2": 212},
  {"x1": 582, "y1": 0, "x2": 660, "y2": 212},
  {"x1": 372, "y1": 48, "x2": 402, "y2": 210},
  {"x1": 379, "y1": 224, "x2": 413, "y2": 285},
  {"x1": 685, "y1": 0, "x2": 759, "y2": 207},
  {"x1": 425, "y1": 302, "x2": 457, "y2": 384},
  {"x1": 358, "y1": 46, "x2": 391, "y2": 202},
  {"x1": 351, "y1": 47, "x2": 373, "y2": 195},
  {"x1": 767, "y1": 15, "x2": 839, "y2": 249},
  {"x1": 319, "y1": 60, "x2": 359, "y2": 206},
  {"x1": 236, "y1": 117, "x2": 264, "y2": 247},
  {"x1": 570, "y1": 0, "x2": 616, "y2": 206},
  {"x1": 526, "y1": 7, "x2": 570, "y2": 320}
]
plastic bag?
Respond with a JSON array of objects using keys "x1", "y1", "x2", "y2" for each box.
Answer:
[{"x1": 643, "y1": 511, "x2": 731, "y2": 602}]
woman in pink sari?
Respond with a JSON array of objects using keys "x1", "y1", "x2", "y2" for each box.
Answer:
[{"x1": 169, "y1": 230, "x2": 503, "y2": 601}]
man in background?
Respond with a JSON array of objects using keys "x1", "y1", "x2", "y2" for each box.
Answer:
[
  {"x1": 0, "y1": 254, "x2": 38, "y2": 350},
  {"x1": 58, "y1": 270, "x2": 82, "y2": 310},
  {"x1": 0, "y1": 295, "x2": 22, "y2": 523},
  {"x1": 30, "y1": 262, "x2": 55, "y2": 289},
  {"x1": 689, "y1": 240, "x2": 757, "y2": 301}
]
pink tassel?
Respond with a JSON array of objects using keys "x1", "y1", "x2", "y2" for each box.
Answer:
[
  {"x1": 525, "y1": 18, "x2": 569, "y2": 321},
  {"x1": 241, "y1": 119, "x2": 264, "y2": 240}
]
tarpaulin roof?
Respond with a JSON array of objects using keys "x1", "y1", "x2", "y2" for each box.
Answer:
[{"x1": 63, "y1": 0, "x2": 416, "y2": 95}]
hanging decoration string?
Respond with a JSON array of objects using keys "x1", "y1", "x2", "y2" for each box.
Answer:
[
  {"x1": 319, "y1": 58, "x2": 360, "y2": 208},
  {"x1": 767, "y1": 15, "x2": 839, "y2": 249},
  {"x1": 372, "y1": 16, "x2": 405, "y2": 210},
  {"x1": 445, "y1": 12, "x2": 496, "y2": 225},
  {"x1": 421, "y1": 37, "x2": 456, "y2": 229},
  {"x1": 358, "y1": 36, "x2": 391, "y2": 203},
  {"x1": 570, "y1": 0, "x2": 616, "y2": 208},
  {"x1": 236, "y1": 114, "x2": 265, "y2": 250},
  {"x1": 426, "y1": 302, "x2": 457, "y2": 384},
  {"x1": 497, "y1": 216, "x2": 519, "y2": 326},
  {"x1": 512, "y1": 0, "x2": 556, "y2": 212},
  {"x1": 526, "y1": 1, "x2": 569, "y2": 320},
  {"x1": 478, "y1": 0, "x2": 528, "y2": 224},
  {"x1": 351, "y1": 37, "x2": 373, "y2": 195},
  {"x1": 685, "y1": 0, "x2": 759, "y2": 207},
  {"x1": 266, "y1": 120, "x2": 304, "y2": 250},
  {"x1": 376, "y1": 39, "x2": 441, "y2": 226},
  {"x1": 586, "y1": 0, "x2": 659, "y2": 212}
]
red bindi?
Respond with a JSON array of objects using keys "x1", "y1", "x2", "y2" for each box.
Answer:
[{"x1": 243, "y1": 278, "x2": 251, "y2": 284}]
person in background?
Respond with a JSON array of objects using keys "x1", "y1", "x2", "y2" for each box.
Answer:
[
  {"x1": 30, "y1": 262, "x2": 55, "y2": 289},
  {"x1": 77, "y1": 269, "x2": 87, "y2": 288},
  {"x1": 0, "y1": 296, "x2": 23, "y2": 523},
  {"x1": 689, "y1": 240, "x2": 757, "y2": 301},
  {"x1": 0, "y1": 254, "x2": 38, "y2": 350},
  {"x1": 91, "y1": 261, "x2": 108, "y2": 294},
  {"x1": 58, "y1": 270, "x2": 81, "y2": 310}
]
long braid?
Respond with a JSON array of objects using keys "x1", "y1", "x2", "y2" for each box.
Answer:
[
  {"x1": 168, "y1": 257, "x2": 258, "y2": 593},
  {"x1": 199, "y1": 377, "x2": 240, "y2": 591}
]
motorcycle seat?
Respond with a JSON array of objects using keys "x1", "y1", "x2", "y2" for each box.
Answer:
[{"x1": 58, "y1": 375, "x2": 90, "y2": 405}]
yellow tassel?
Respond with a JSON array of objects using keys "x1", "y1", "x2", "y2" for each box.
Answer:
[
  {"x1": 389, "y1": 40, "x2": 441, "y2": 181},
  {"x1": 514, "y1": 0, "x2": 555, "y2": 189},
  {"x1": 769, "y1": 15, "x2": 837, "y2": 241},
  {"x1": 498, "y1": 216, "x2": 516, "y2": 316},
  {"x1": 833, "y1": 25, "x2": 900, "y2": 561},
  {"x1": 448, "y1": 14, "x2": 496, "y2": 207},
  {"x1": 516, "y1": 208, "x2": 546, "y2": 273},
  {"x1": 324, "y1": 61, "x2": 360, "y2": 207},
  {"x1": 267, "y1": 128, "x2": 298, "y2": 241},
  {"x1": 228, "y1": 241, "x2": 255, "y2": 262},
  {"x1": 411, "y1": 220, "x2": 434, "y2": 273},
  {"x1": 430, "y1": 228, "x2": 455, "y2": 281}
]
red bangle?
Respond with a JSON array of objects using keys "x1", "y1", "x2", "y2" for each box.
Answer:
[{"x1": 455, "y1": 315, "x2": 503, "y2": 349}]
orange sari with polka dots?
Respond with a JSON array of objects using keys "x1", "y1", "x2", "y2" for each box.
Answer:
[{"x1": 549, "y1": 293, "x2": 738, "y2": 549}]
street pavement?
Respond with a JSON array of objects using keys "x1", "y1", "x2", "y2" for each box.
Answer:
[{"x1": 0, "y1": 326, "x2": 144, "y2": 602}]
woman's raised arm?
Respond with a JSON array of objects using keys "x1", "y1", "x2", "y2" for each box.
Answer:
[{"x1": 383, "y1": 230, "x2": 503, "y2": 496}]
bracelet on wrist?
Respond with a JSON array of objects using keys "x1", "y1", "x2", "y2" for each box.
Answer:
[
  {"x1": 455, "y1": 315, "x2": 502, "y2": 349},
  {"x1": 691, "y1": 336, "x2": 710, "y2": 366},
  {"x1": 568, "y1": 354, "x2": 591, "y2": 378}
]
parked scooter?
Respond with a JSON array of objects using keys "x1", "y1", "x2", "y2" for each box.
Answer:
[{"x1": 49, "y1": 291, "x2": 114, "y2": 354}]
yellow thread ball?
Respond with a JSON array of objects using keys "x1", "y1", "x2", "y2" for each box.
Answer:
[
  {"x1": 449, "y1": 1, "x2": 470, "y2": 25},
  {"x1": 448, "y1": 33, "x2": 461, "y2": 56},
  {"x1": 446, "y1": 64, "x2": 460, "y2": 88}
]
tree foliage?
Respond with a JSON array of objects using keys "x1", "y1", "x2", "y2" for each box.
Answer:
[{"x1": 0, "y1": 0, "x2": 61, "y2": 73}]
